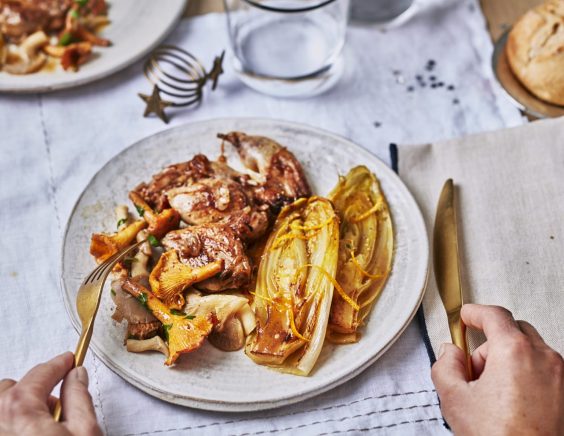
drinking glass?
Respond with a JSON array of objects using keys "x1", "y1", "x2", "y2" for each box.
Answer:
[
  {"x1": 350, "y1": 0, "x2": 415, "y2": 26},
  {"x1": 223, "y1": 0, "x2": 350, "y2": 97}
]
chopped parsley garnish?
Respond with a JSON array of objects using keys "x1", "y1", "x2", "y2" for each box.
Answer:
[
  {"x1": 74, "y1": 0, "x2": 88, "y2": 7},
  {"x1": 116, "y1": 218, "x2": 127, "y2": 229},
  {"x1": 110, "y1": 289, "x2": 116, "y2": 296},
  {"x1": 136, "y1": 293, "x2": 148, "y2": 308},
  {"x1": 134, "y1": 204, "x2": 145, "y2": 217},
  {"x1": 147, "y1": 234, "x2": 160, "y2": 247},
  {"x1": 170, "y1": 309, "x2": 195, "y2": 319},
  {"x1": 70, "y1": 9, "x2": 80, "y2": 19},
  {"x1": 163, "y1": 324, "x2": 172, "y2": 341},
  {"x1": 59, "y1": 32, "x2": 74, "y2": 46},
  {"x1": 122, "y1": 257, "x2": 138, "y2": 268}
]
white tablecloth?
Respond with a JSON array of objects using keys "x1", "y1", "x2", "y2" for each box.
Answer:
[{"x1": 0, "y1": 0, "x2": 524, "y2": 434}]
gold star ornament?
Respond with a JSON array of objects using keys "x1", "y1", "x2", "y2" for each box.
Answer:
[
  {"x1": 139, "y1": 47, "x2": 225, "y2": 124},
  {"x1": 207, "y1": 51, "x2": 225, "y2": 91},
  {"x1": 138, "y1": 85, "x2": 173, "y2": 124}
]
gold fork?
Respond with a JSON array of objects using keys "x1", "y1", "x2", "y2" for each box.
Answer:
[{"x1": 53, "y1": 239, "x2": 146, "y2": 421}]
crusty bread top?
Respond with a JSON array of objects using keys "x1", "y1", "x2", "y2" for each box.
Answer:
[{"x1": 506, "y1": 0, "x2": 564, "y2": 106}]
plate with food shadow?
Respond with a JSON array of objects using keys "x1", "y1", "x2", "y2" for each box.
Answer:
[
  {"x1": 61, "y1": 118, "x2": 428, "y2": 412},
  {"x1": 0, "y1": 0, "x2": 186, "y2": 93}
]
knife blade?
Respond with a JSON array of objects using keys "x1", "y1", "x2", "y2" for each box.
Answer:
[{"x1": 433, "y1": 179, "x2": 472, "y2": 380}]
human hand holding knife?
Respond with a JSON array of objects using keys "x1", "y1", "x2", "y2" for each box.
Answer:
[{"x1": 433, "y1": 178, "x2": 472, "y2": 380}]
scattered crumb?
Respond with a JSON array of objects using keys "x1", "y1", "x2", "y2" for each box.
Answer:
[
  {"x1": 373, "y1": 121, "x2": 382, "y2": 128},
  {"x1": 9, "y1": 271, "x2": 17, "y2": 278},
  {"x1": 393, "y1": 70, "x2": 405, "y2": 84},
  {"x1": 550, "y1": 236, "x2": 555, "y2": 240}
]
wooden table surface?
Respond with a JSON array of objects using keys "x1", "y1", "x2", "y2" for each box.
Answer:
[{"x1": 184, "y1": 0, "x2": 542, "y2": 41}]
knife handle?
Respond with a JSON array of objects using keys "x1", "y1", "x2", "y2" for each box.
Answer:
[{"x1": 448, "y1": 313, "x2": 473, "y2": 381}]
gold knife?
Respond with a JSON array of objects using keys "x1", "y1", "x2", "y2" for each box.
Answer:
[{"x1": 433, "y1": 179, "x2": 473, "y2": 380}]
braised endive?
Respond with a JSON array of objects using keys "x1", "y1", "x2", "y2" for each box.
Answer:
[
  {"x1": 245, "y1": 197, "x2": 339, "y2": 375},
  {"x1": 327, "y1": 166, "x2": 394, "y2": 343}
]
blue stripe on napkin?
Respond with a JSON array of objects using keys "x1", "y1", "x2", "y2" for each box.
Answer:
[{"x1": 390, "y1": 142, "x2": 449, "y2": 431}]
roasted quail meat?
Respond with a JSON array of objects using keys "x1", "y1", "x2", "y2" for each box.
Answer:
[
  {"x1": 0, "y1": 0, "x2": 71, "y2": 42},
  {"x1": 162, "y1": 223, "x2": 252, "y2": 292},
  {"x1": 133, "y1": 154, "x2": 218, "y2": 213},
  {"x1": 130, "y1": 133, "x2": 311, "y2": 294},
  {"x1": 167, "y1": 177, "x2": 270, "y2": 242},
  {"x1": 218, "y1": 132, "x2": 312, "y2": 214}
]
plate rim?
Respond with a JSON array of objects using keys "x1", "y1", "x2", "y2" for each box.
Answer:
[
  {"x1": 0, "y1": 0, "x2": 187, "y2": 94},
  {"x1": 60, "y1": 117, "x2": 429, "y2": 412}
]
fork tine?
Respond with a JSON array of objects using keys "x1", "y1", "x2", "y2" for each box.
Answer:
[
  {"x1": 83, "y1": 250, "x2": 122, "y2": 285},
  {"x1": 91, "y1": 256, "x2": 118, "y2": 283},
  {"x1": 92, "y1": 250, "x2": 125, "y2": 282}
]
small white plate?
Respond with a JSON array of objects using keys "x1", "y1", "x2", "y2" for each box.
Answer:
[
  {"x1": 61, "y1": 118, "x2": 429, "y2": 412},
  {"x1": 0, "y1": 0, "x2": 186, "y2": 93}
]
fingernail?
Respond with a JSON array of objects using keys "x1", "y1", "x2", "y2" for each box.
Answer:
[
  {"x1": 75, "y1": 367, "x2": 89, "y2": 387},
  {"x1": 438, "y1": 343, "x2": 446, "y2": 358}
]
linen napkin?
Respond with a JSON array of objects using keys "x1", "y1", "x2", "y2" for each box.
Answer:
[{"x1": 395, "y1": 116, "x2": 564, "y2": 361}]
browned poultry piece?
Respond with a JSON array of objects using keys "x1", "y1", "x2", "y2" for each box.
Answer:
[
  {"x1": 167, "y1": 177, "x2": 270, "y2": 242},
  {"x1": 130, "y1": 133, "x2": 311, "y2": 294},
  {"x1": 133, "y1": 154, "x2": 217, "y2": 212},
  {"x1": 162, "y1": 223, "x2": 252, "y2": 292},
  {"x1": 218, "y1": 132, "x2": 312, "y2": 214},
  {"x1": 0, "y1": 0, "x2": 72, "y2": 42}
]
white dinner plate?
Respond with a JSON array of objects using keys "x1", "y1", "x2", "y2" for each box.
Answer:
[
  {"x1": 61, "y1": 118, "x2": 429, "y2": 412},
  {"x1": 0, "y1": 0, "x2": 186, "y2": 93}
]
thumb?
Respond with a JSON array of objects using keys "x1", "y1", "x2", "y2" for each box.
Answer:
[
  {"x1": 61, "y1": 367, "x2": 102, "y2": 436},
  {"x1": 431, "y1": 343, "x2": 468, "y2": 399}
]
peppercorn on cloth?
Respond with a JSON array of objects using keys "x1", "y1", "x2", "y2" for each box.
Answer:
[{"x1": 395, "y1": 116, "x2": 564, "y2": 362}]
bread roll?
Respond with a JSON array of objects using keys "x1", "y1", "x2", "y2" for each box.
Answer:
[{"x1": 506, "y1": 1, "x2": 564, "y2": 106}]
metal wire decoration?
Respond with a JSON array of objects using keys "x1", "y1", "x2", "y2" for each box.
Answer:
[{"x1": 138, "y1": 45, "x2": 225, "y2": 123}]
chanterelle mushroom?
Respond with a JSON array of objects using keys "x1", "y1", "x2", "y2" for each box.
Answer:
[
  {"x1": 89, "y1": 219, "x2": 147, "y2": 263},
  {"x1": 122, "y1": 278, "x2": 215, "y2": 366},
  {"x1": 3, "y1": 30, "x2": 48, "y2": 74},
  {"x1": 129, "y1": 191, "x2": 180, "y2": 239},
  {"x1": 0, "y1": 34, "x2": 6, "y2": 67},
  {"x1": 149, "y1": 250, "x2": 223, "y2": 309}
]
